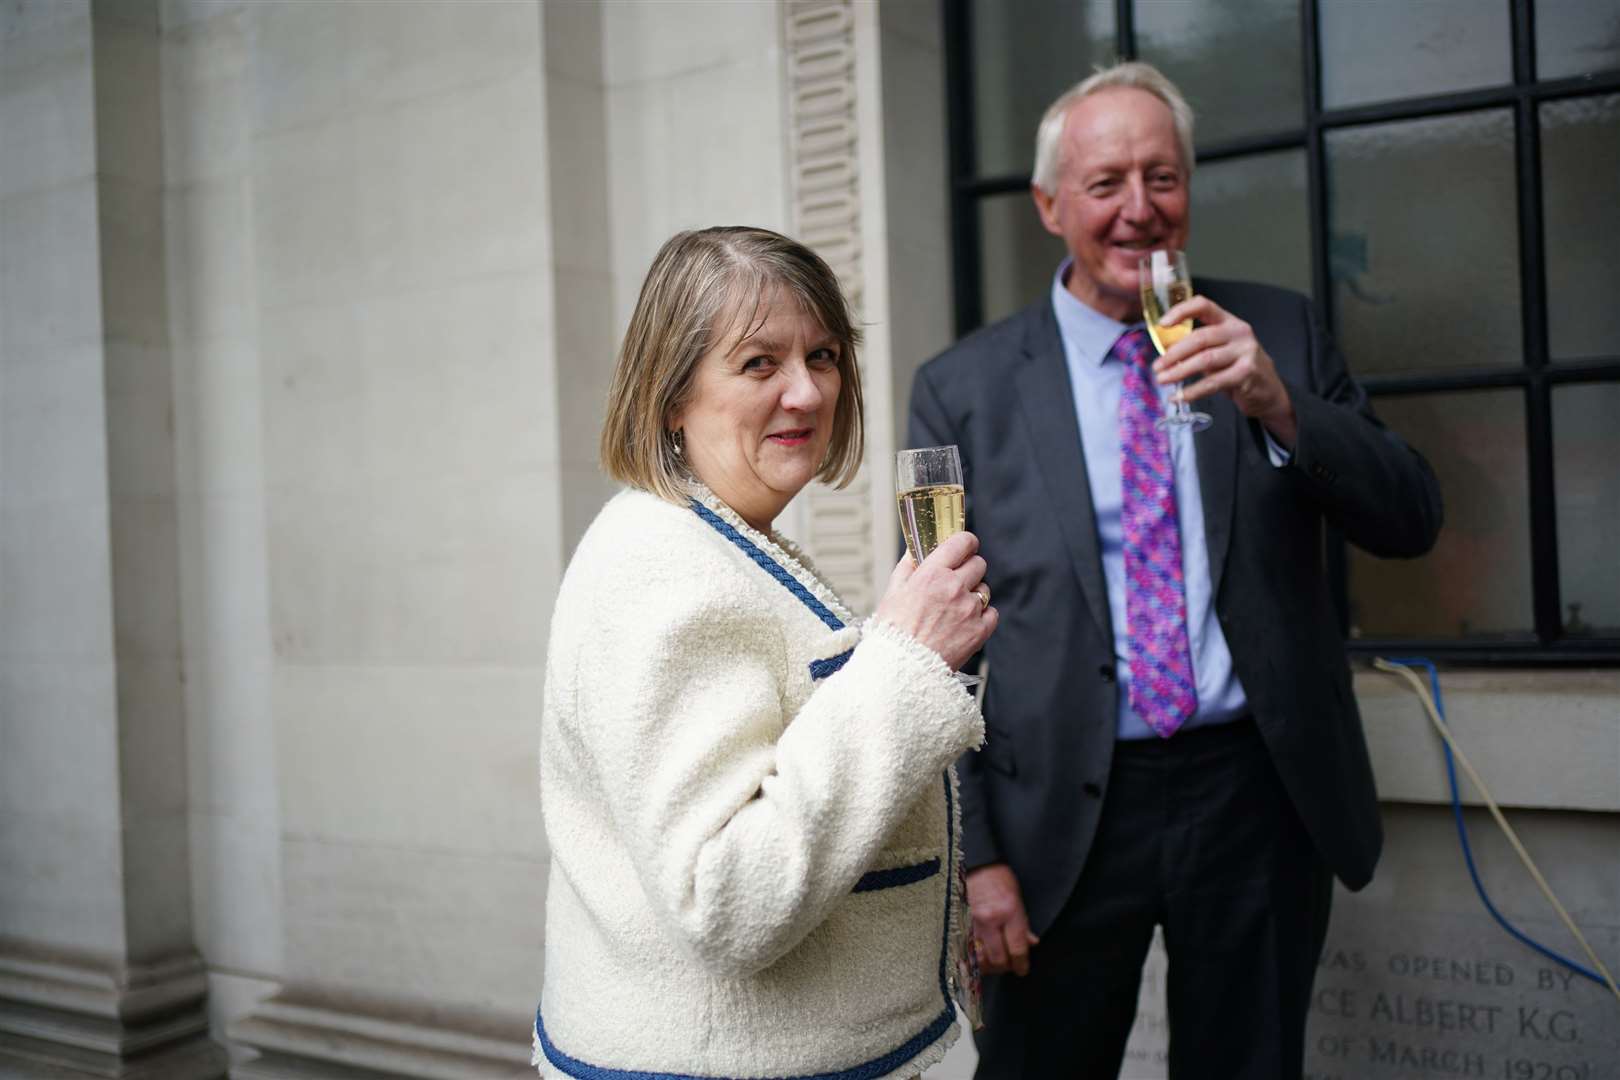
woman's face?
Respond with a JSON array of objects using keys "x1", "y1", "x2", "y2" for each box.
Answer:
[{"x1": 671, "y1": 290, "x2": 842, "y2": 533}]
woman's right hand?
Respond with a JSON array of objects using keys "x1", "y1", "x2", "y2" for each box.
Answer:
[{"x1": 872, "y1": 531, "x2": 997, "y2": 671}]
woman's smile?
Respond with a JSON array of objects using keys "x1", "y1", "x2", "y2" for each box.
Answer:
[{"x1": 766, "y1": 427, "x2": 815, "y2": 446}]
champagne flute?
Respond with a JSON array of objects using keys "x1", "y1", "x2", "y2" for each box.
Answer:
[
  {"x1": 1138, "y1": 249, "x2": 1212, "y2": 432},
  {"x1": 895, "y1": 445, "x2": 982, "y2": 688}
]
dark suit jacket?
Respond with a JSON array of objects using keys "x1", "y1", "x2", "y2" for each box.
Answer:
[{"x1": 908, "y1": 278, "x2": 1443, "y2": 935}]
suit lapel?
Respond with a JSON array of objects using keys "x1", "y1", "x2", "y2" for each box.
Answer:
[
  {"x1": 1195, "y1": 387, "x2": 1238, "y2": 604},
  {"x1": 1013, "y1": 304, "x2": 1114, "y2": 648}
]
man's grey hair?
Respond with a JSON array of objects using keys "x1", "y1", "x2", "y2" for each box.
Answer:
[{"x1": 1032, "y1": 61, "x2": 1196, "y2": 194}]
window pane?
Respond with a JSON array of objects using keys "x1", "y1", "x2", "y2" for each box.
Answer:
[
  {"x1": 1137, "y1": 0, "x2": 1302, "y2": 146},
  {"x1": 1542, "y1": 94, "x2": 1620, "y2": 361},
  {"x1": 1188, "y1": 150, "x2": 1310, "y2": 295},
  {"x1": 1537, "y1": 0, "x2": 1620, "y2": 81},
  {"x1": 977, "y1": 191, "x2": 1066, "y2": 326},
  {"x1": 1327, "y1": 110, "x2": 1521, "y2": 376},
  {"x1": 1554, "y1": 383, "x2": 1620, "y2": 637},
  {"x1": 1319, "y1": 0, "x2": 1511, "y2": 109},
  {"x1": 1348, "y1": 390, "x2": 1531, "y2": 641},
  {"x1": 970, "y1": 0, "x2": 1115, "y2": 179}
]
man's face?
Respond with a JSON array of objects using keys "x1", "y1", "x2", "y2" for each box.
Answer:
[{"x1": 1032, "y1": 86, "x2": 1190, "y2": 321}]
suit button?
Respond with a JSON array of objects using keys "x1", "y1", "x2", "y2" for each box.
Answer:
[
  {"x1": 1082, "y1": 782, "x2": 1102, "y2": 798},
  {"x1": 1099, "y1": 664, "x2": 1115, "y2": 682}
]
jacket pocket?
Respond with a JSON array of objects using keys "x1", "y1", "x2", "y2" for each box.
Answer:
[{"x1": 852, "y1": 857, "x2": 941, "y2": 893}]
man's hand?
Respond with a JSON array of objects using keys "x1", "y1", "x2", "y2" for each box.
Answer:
[
  {"x1": 1153, "y1": 294, "x2": 1298, "y2": 448},
  {"x1": 966, "y1": 863, "x2": 1040, "y2": 976}
]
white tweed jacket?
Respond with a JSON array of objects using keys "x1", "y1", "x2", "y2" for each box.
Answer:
[{"x1": 534, "y1": 486, "x2": 984, "y2": 1079}]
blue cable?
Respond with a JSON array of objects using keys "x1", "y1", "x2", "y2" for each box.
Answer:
[{"x1": 1380, "y1": 657, "x2": 1608, "y2": 989}]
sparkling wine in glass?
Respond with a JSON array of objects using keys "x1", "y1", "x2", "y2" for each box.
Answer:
[
  {"x1": 895, "y1": 445, "x2": 981, "y2": 688},
  {"x1": 1138, "y1": 249, "x2": 1212, "y2": 432}
]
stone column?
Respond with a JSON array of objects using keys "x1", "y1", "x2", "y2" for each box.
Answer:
[
  {"x1": 782, "y1": 0, "x2": 885, "y2": 610},
  {"x1": 781, "y1": 0, "x2": 951, "y2": 609},
  {"x1": 0, "y1": 1, "x2": 224, "y2": 1076},
  {"x1": 162, "y1": 0, "x2": 284, "y2": 1062}
]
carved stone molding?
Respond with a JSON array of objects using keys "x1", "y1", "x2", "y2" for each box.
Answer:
[
  {"x1": 0, "y1": 944, "x2": 225, "y2": 1079},
  {"x1": 784, "y1": 0, "x2": 877, "y2": 613}
]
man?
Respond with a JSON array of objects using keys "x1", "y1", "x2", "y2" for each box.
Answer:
[{"x1": 908, "y1": 62, "x2": 1442, "y2": 1077}]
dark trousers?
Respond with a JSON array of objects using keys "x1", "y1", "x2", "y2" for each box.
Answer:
[{"x1": 972, "y1": 718, "x2": 1334, "y2": 1080}]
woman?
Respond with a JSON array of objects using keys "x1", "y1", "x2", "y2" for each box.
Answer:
[{"x1": 534, "y1": 226, "x2": 997, "y2": 1079}]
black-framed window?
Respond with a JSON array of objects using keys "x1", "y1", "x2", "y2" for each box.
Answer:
[{"x1": 944, "y1": 0, "x2": 1620, "y2": 664}]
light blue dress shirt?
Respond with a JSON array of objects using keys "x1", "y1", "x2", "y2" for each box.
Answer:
[{"x1": 1048, "y1": 259, "x2": 1263, "y2": 740}]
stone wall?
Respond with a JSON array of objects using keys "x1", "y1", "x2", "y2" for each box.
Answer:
[
  {"x1": 1, "y1": 0, "x2": 221, "y2": 1074},
  {"x1": 5, "y1": 0, "x2": 828, "y2": 1075},
  {"x1": 1, "y1": 3, "x2": 1613, "y2": 1079}
]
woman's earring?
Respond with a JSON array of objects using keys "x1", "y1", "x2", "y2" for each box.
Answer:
[{"x1": 670, "y1": 428, "x2": 684, "y2": 457}]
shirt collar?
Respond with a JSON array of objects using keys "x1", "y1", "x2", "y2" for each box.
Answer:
[{"x1": 1049, "y1": 256, "x2": 1138, "y2": 366}]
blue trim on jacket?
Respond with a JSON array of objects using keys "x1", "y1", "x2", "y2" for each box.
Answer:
[
  {"x1": 687, "y1": 500, "x2": 845, "y2": 631},
  {"x1": 808, "y1": 649, "x2": 853, "y2": 681},
  {"x1": 534, "y1": 1005, "x2": 953, "y2": 1080},
  {"x1": 936, "y1": 773, "x2": 956, "y2": 1000},
  {"x1": 852, "y1": 857, "x2": 940, "y2": 893},
  {"x1": 533, "y1": 777, "x2": 961, "y2": 1080}
]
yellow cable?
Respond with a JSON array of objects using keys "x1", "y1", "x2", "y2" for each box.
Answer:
[{"x1": 1372, "y1": 658, "x2": 1620, "y2": 1005}]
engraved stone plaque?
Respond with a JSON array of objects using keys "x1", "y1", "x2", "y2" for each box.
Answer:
[
  {"x1": 1304, "y1": 910, "x2": 1619, "y2": 1080},
  {"x1": 1109, "y1": 912, "x2": 1618, "y2": 1080}
]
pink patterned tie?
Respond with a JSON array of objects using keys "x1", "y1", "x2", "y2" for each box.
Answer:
[{"x1": 1115, "y1": 328, "x2": 1197, "y2": 738}]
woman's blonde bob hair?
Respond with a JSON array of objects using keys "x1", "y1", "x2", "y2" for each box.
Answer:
[{"x1": 601, "y1": 226, "x2": 864, "y2": 505}]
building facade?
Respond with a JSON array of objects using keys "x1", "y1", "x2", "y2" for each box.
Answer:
[{"x1": 0, "y1": 2, "x2": 1614, "y2": 1078}]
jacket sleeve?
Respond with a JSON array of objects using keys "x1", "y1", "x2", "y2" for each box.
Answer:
[
  {"x1": 1284, "y1": 293, "x2": 1444, "y2": 558},
  {"x1": 567, "y1": 566, "x2": 983, "y2": 978}
]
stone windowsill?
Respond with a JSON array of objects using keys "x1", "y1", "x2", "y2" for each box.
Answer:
[{"x1": 1355, "y1": 666, "x2": 1620, "y2": 813}]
